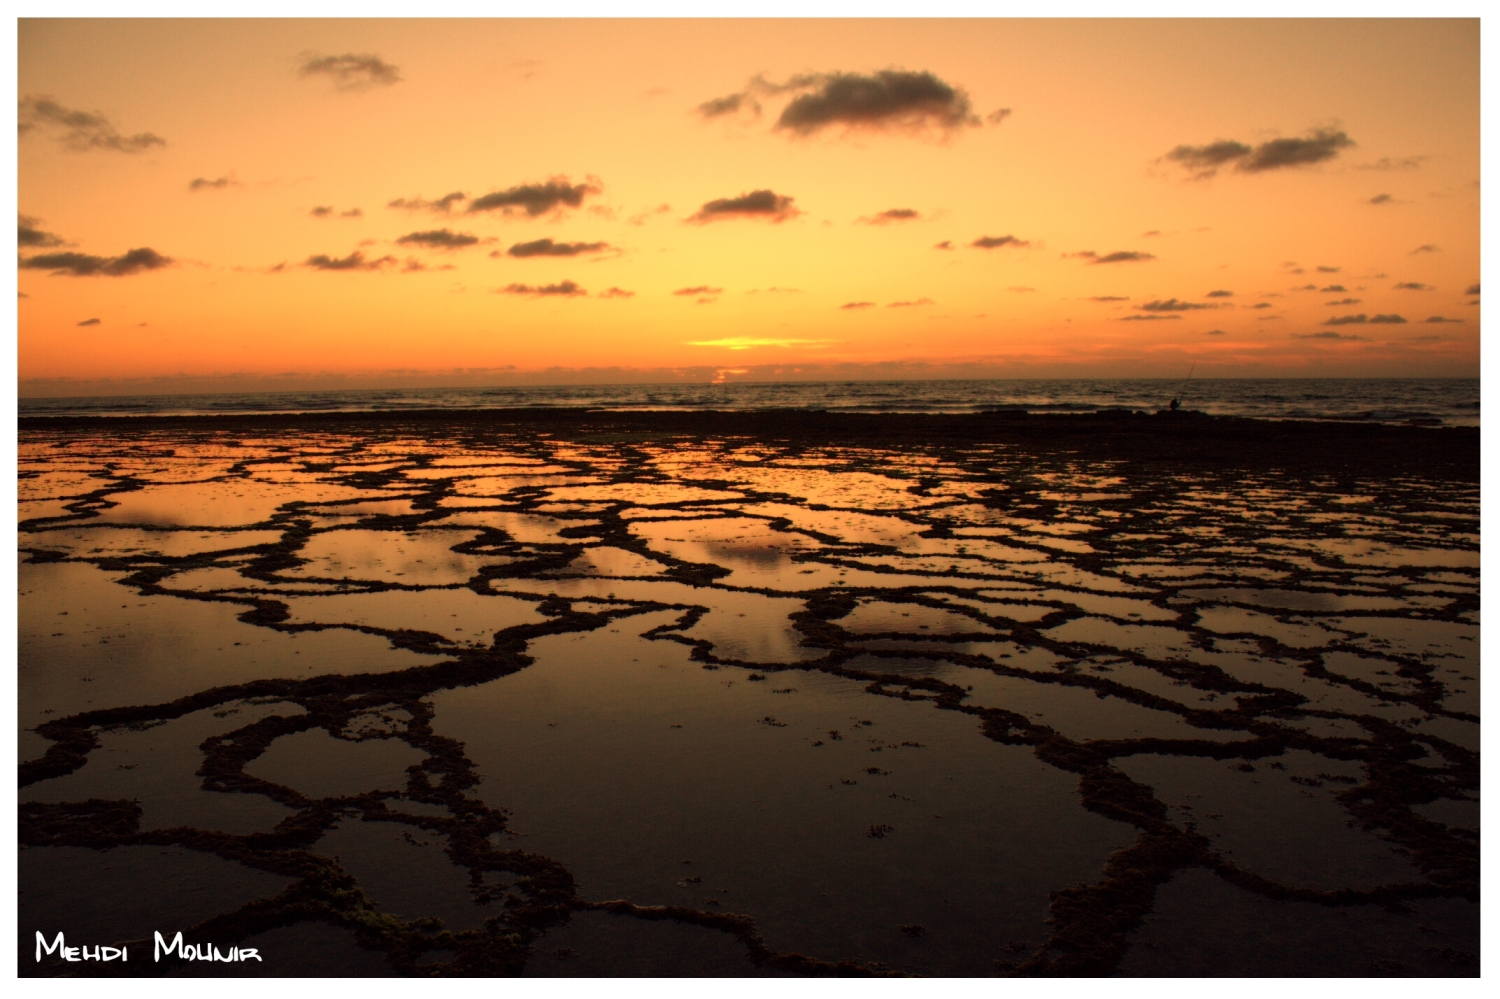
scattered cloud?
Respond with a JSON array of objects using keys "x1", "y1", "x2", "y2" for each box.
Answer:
[
  {"x1": 299, "y1": 53, "x2": 402, "y2": 90},
  {"x1": 1355, "y1": 156, "x2": 1426, "y2": 171},
  {"x1": 189, "y1": 175, "x2": 237, "y2": 192},
  {"x1": 1410, "y1": 244, "x2": 1440, "y2": 254},
  {"x1": 1075, "y1": 250, "x2": 1155, "y2": 264},
  {"x1": 506, "y1": 238, "x2": 610, "y2": 258},
  {"x1": 303, "y1": 250, "x2": 397, "y2": 271},
  {"x1": 886, "y1": 298, "x2": 933, "y2": 307},
  {"x1": 342, "y1": 208, "x2": 362, "y2": 218},
  {"x1": 1163, "y1": 127, "x2": 1354, "y2": 178},
  {"x1": 18, "y1": 215, "x2": 65, "y2": 248},
  {"x1": 1204, "y1": 329, "x2": 1227, "y2": 336},
  {"x1": 396, "y1": 229, "x2": 481, "y2": 250},
  {"x1": 1137, "y1": 298, "x2": 1216, "y2": 312},
  {"x1": 20, "y1": 247, "x2": 173, "y2": 276},
  {"x1": 986, "y1": 108, "x2": 1012, "y2": 126},
  {"x1": 1088, "y1": 296, "x2": 1129, "y2": 302},
  {"x1": 1368, "y1": 193, "x2": 1394, "y2": 205},
  {"x1": 698, "y1": 91, "x2": 759, "y2": 119},
  {"x1": 1316, "y1": 266, "x2": 1340, "y2": 273},
  {"x1": 1205, "y1": 289, "x2": 1233, "y2": 298},
  {"x1": 1464, "y1": 283, "x2": 1479, "y2": 296},
  {"x1": 310, "y1": 206, "x2": 333, "y2": 217},
  {"x1": 674, "y1": 286, "x2": 723, "y2": 296},
  {"x1": 627, "y1": 203, "x2": 673, "y2": 225},
  {"x1": 1425, "y1": 316, "x2": 1464, "y2": 323},
  {"x1": 687, "y1": 189, "x2": 800, "y2": 223},
  {"x1": 971, "y1": 234, "x2": 1029, "y2": 249},
  {"x1": 76, "y1": 317, "x2": 100, "y2": 326},
  {"x1": 718, "y1": 69, "x2": 982, "y2": 137},
  {"x1": 1323, "y1": 313, "x2": 1407, "y2": 326},
  {"x1": 1393, "y1": 282, "x2": 1431, "y2": 291},
  {"x1": 841, "y1": 301, "x2": 875, "y2": 309},
  {"x1": 1119, "y1": 314, "x2": 1179, "y2": 321},
  {"x1": 497, "y1": 281, "x2": 586, "y2": 297},
  {"x1": 1291, "y1": 284, "x2": 1318, "y2": 291},
  {"x1": 933, "y1": 240, "x2": 954, "y2": 250},
  {"x1": 1248, "y1": 302, "x2": 1273, "y2": 309},
  {"x1": 400, "y1": 257, "x2": 455, "y2": 273},
  {"x1": 388, "y1": 192, "x2": 467, "y2": 214},
  {"x1": 1371, "y1": 314, "x2": 1411, "y2": 324},
  {"x1": 1326, "y1": 298, "x2": 1362, "y2": 306},
  {"x1": 468, "y1": 177, "x2": 603, "y2": 217},
  {"x1": 861, "y1": 208, "x2": 921, "y2": 224},
  {"x1": 1320, "y1": 285, "x2": 1346, "y2": 293},
  {"x1": 1293, "y1": 331, "x2": 1367, "y2": 340},
  {"x1": 598, "y1": 287, "x2": 635, "y2": 299},
  {"x1": 18, "y1": 95, "x2": 165, "y2": 153}
]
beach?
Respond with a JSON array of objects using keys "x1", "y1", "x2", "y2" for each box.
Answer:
[{"x1": 18, "y1": 409, "x2": 1479, "y2": 976}]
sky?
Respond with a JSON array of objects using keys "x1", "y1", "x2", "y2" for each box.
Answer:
[{"x1": 15, "y1": 18, "x2": 1481, "y2": 394}]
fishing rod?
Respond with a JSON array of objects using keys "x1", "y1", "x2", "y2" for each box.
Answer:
[{"x1": 1169, "y1": 361, "x2": 1196, "y2": 411}]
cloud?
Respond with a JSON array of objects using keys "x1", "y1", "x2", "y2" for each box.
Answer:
[
  {"x1": 303, "y1": 250, "x2": 397, "y2": 271},
  {"x1": 497, "y1": 281, "x2": 586, "y2": 297},
  {"x1": 861, "y1": 208, "x2": 920, "y2": 224},
  {"x1": 1368, "y1": 193, "x2": 1394, "y2": 205},
  {"x1": 1137, "y1": 298, "x2": 1216, "y2": 312},
  {"x1": 971, "y1": 235, "x2": 1029, "y2": 249},
  {"x1": 1293, "y1": 331, "x2": 1367, "y2": 340},
  {"x1": 627, "y1": 203, "x2": 673, "y2": 225},
  {"x1": 598, "y1": 287, "x2": 635, "y2": 299},
  {"x1": 986, "y1": 108, "x2": 1012, "y2": 126},
  {"x1": 1320, "y1": 285, "x2": 1346, "y2": 293},
  {"x1": 1204, "y1": 329, "x2": 1227, "y2": 336},
  {"x1": 299, "y1": 53, "x2": 402, "y2": 89},
  {"x1": 705, "y1": 69, "x2": 983, "y2": 137},
  {"x1": 396, "y1": 229, "x2": 482, "y2": 249},
  {"x1": 1163, "y1": 128, "x2": 1354, "y2": 178},
  {"x1": 1410, "y1": 244, "x2": 1440, "y2": 254},
  {"x1": 18, "y1": 95, "x2": 165, "y2": 153},
  {"x1": 1425, "y1": 316, "x2": 1464, "y2": 323},
  {"x1": 1119, "y1": 314, "x2": 1180, "y2": 321},
  {"x1": 388, "y1": 192, "x2": 467, "y2": 214},
  {"x1": 1323, "y1": 313, "x2": 1407, "y2": 326},
  {"x1": 841, "y1": 301, "x2": 875, "y2": 309},
  {"x1": 468, "y1": 177, "x2": 602, "y2": 216},
  {"x1": 1076, "y1": 250, "x2": 1155, "y2": 264},
  {"x1": 1291, "y1": 284, "x2": 1318, "y2": 291},
  {"x1": 1465, "y1": 284, "x2": 1479, "y2": 296},
  {"x1": 189, "y1": 176, "x2": 237, "y2": 192},
  {"x1": 1248, "y1": 302, "x2": 1273, "y2": 309},
  {"x1": 1205, "y1": 289, "x2": 1233, "y2": 298},
  {"x1": 310, "y1": 206, "x2": 333, "y2": 217},
  {"x1": 698, "y1": 91, "x2": 760, "y2": 119},
  {"x1": 18, "y1": 215, "x2": 64, "y2": 248},
  {"x1": 1316, "y1": 266, "x2": 1340, "y2": 273},
  {"x1": 1369, "y1": 314, "x2": 1407, "y2": 323},
  {"x1": 1356, "y1": 156, "x2": 1426, "y2": 171},
  {"x1": 1393, "y1": 282, "x2": 1431, "y2": 291},
  {"x1": 1088, "y1": 296, "x2": 1128, "y2": 302},
  {"x1": 687, "y1": 189, "x2": 800, "y2": 223},
  {"x1": 20, "y1": 247, "x2": 173, "y2": 276},
  {"x1": 933, "y1": 240, "x2": 954, "y2": 250},
  {"x1": 674, "y1": 286, "x2": 723, "y2": 296},
  {"x1": 76, "y1": 318, "x2": 100, "y2": 326},
  {"x1": 400, "y1": 257, "x2": 454, "y2": 273},
  {"x1": 887, "y1": 298, "x2": 934, "y2": 307},
  {"x1": 506, "y1": 238, "x2": 610, "y2": 258},
  {"x1": 1326, "y1": 298, "x2": 1361, "y2": 305},
  {"x1": 342, "y1": 208, "x2": 362, "y2": 218}
]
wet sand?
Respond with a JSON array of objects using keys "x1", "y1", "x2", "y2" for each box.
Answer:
[{"x1": 18, "y1": 410, "x2": 1479, "y2": 976}]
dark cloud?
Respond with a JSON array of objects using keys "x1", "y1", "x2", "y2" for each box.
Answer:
[
  {"x1": 342, "y1": 208, "x2": 362, "y2": 218},
  {"x1": 1076, "y1": 251, "x2": 1155, "y2": 265},
  {"x1": 1410, "y1": 244, "x2": 1439, "y2": 254},
  {"x1": 1137, "y1": 298, "x2": 1216, "y2": 312},
  {"x1": 189, "y1": 176, "x2": 237, "y2": 192},
  {"x1": 468, "y1": 177, "x2": 602, "y2": 216},
  {"x1": 840, "y1": 301, "x2": 875, "y2": 310},
  {"x1": 1393, "y1": 282, "x2": 1431, "y2": 291},
  {"x1": 299, "y1": 53, "x2": 402, "y2": 89},
  {"x1": 765, "y1": 69, "x2": 979, "y2": 136},
  {"x1": 498, "y1": 281, "x2": 586, "y2": 297},
  {"x1": 18, "y1": 95, "x2": 165, "y2": 153},
  {"x1": 1320, "y1": 285, "x2": 1346, "y2": 293},
  {"x1": 1205, "y1": 289, "x2": 1233, "y2": 298},
  {"x1": 1323, "y1": 314, "x2": 1367, "y2": 325},
  {"x1": 1370, "y1": 314, "x2": 1407, "y2": 324},
  {"x1": 687, "y1": 189, "x2": 800, "y2": 224},
  {"x1": 674, "y1": 286, "x2": 723, "y2": 296},
  {"x1": 986, "y1": 108, "x2": 1012, "y2": 126},
  {"x1": 1088, "y1": 296, "x2": 1128, "y2": 302},
  {"x1": 1356, "y1": 156, "x2": 1426, "y2": 171},
  {"x1": 698, "y1": 91, "x2": 760, "y2": 119},
  {"x1": 397, "y1": 229, "x2": 481, "y2": 250},
  {"x1": 598, "y1": 287, "x2": 635, "y2": 299},
  {"x1": 1204, "y1": 329, "x2": 1227, "y2": 336},
  {"x1": 932, "y1": 240, "x2": 954, "y2": 250},
  {"x1": 1465, "y1": 284, "x2": 1479, "y2": 296},
  {"x1": 1368, "y1": 193, "x2": 1394, "y2": 205},
  {"x1": 1293, "y1": 331, "x2": 1367, "y2": 340},
  {"x1": 303, "y1": 250, "x2": 397, "y2": 271},
  {"x1": 76, "y1": 318, "x2": 100, "y2": 326},
  {"x1": 310, "y1": 206, "x2": 333, "y2": 217},
  {"x1": 1425, "y1": 316, "x2": 1464, "y2": 323},
  {"x1": 862, "y1": 208, "x2": 920, "y2": 224},
  {"x1": 1316, "y1": 266, "x2": 1340, "y2": 273},
  {"x1": 388, "y1": 192, "x2": 467, "y2": 214},
  {"x1": 506, "y1": 238, "x2": 610, "y2": 258},
  {"x1": 1118, "y1": 314, "x2": 1180, "y2": 321},
  {"x1": 20, "y1": 247, "x2": 173, "y2": 277},
  {"x1": 1248, "y1": 302, "x2": 1273, "y2": 309},
  {"x1": 19, "y1": 215, "x2": 64, "y2": 248},
  {"x1": 971, "y1": 235, "x2": 1029, "y2": 249},
  {"x1": 886, "y1": 298, "x2": 934, "y2": 307},
  {"x1": 1327, "y1": 298, "x2": 1362, "y2": 306},
  {"x1": 1164, "y1": 128, "x2": 1354, "y2": 178},
  {"x1": 1291, "y1": 284, "x2": 1318, "y2": 291}
]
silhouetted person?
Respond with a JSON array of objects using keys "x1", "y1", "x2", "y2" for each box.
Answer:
[{"x1": 1169, "y1": 397, "x2": 1180, "y2": 412}]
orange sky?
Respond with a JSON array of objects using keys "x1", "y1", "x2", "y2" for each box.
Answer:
[{"x1": 16, "y1": 18, "x2": 1480, "y2": 393}]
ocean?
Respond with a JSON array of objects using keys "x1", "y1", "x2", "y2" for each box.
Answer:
[{"x1": 17, "y1": 378, "x2": 1479, "y2": 425}]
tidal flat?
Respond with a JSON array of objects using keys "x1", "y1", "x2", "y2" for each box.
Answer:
[{"x1": 17, "y1": 410, "x2": 1479, "y2": 976}]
